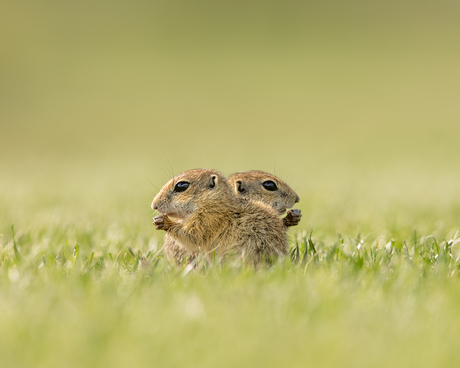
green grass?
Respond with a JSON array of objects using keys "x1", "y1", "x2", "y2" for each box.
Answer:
[
  {"x1": 2, "y1": 208, "x2": 460, "y2": 367},
  {"x1": 2, "y1": 0, "x2": 460, "y2": 366}
]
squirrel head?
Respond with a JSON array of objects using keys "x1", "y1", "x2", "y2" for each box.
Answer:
[
  {"x1": 151, "y1": 168, "x2": 233, "y2": 219},
  {"x1": 229, "y1": 170, "x2": 299, "y2": 214}
]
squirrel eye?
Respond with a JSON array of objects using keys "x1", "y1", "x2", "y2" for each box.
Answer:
[
  {"x1": 174, "y1": 181, "x2": 190, "y2": 193},
  {"x1": 262, "y1": 180, "x2": 277, "y2": 191}
]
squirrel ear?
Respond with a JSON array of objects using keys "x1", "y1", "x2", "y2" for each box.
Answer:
[
  {"x1": 209, "y1": 175, "x2": 217, "y2": 189},
  {"x1": 235, "y1": 180, "x2": 246, "y2": 193}
]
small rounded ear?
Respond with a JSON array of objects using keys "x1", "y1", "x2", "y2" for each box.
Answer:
[
  {"x1": 235, "y1": 180, "x2": 246, "y2": 193},
  {"x1": 209, "y1": 175, "x2": 217, "y2": 189}
]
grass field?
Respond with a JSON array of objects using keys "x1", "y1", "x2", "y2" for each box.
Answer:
[
  {"x1": 2, "y1": 0, "x2": 460, "y2": 366},
  {"x1": 2, "y1": 199, "x2": 460, "y2": 367}
]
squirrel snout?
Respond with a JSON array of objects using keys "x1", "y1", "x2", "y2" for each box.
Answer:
[{"x1": 295, "y1": 195, "x2": 300, "y2": 203}]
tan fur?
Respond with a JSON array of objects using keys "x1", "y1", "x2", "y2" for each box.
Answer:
[
  {"x1": 159, "y1": 170, "x2": 301, "y2": 265},
  {"x1": 152, "y1": 169, "x2": 287, "y2": 265},
  {"x1": 229, "y1": 170, "x2": 301, "y2": 227}
]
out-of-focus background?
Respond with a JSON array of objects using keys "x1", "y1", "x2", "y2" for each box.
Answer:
[
  {"x1": 2, "y1": 2, "x2": 460, "y2": 368},
  {"x1": 2, "y1": 0, "x2": 460, "y2": 235}
]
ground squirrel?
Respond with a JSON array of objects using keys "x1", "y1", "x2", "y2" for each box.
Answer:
[
  {"x1": 151, "y1": 169, "x2": 288, "y2": 264},
  {"x1": 160, "y1": 170, "x2": 301, "y2": 265},
  {"x1": 229, "y1": 170, "x2": 301, "y2": 227}
]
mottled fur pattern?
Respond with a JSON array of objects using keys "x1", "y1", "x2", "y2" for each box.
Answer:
[
  {"x1": 152, "y1": 169, "x2": 288, "y2": 265},
  {"x1": 229, "y1": 170, "x2": 301, "y2": 228},
  {"x1": 229, "y1": 170, "x2": 300, "y2": 214},
  {"x1": 163, "y1": 234, "x2": 195, "y2": 265}
]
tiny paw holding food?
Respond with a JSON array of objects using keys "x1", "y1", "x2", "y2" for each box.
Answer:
[
  {"x1": 283, "y1": 209, "x2": 302, "y2": 227},
  {"x1": 153, "y1": 214, "x2": 173, "y2": 231},
  {"x1": 151, "y1": 169, "x2": 301, "y2": 266}
]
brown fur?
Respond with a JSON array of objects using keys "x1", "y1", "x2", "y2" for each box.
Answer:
[
  {"x1": 160, "y1": 170, "x2": 301, "y2": 265},
  {"x1": 229, "y1": 170, "x2": 301, "y2": 227},
  {"x1": 151, "y1": 169, "x2": 287, "y2": 265}
]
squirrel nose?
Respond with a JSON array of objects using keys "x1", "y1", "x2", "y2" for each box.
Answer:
[{"x1": 295, "y1": 195, "x2": 300, "y2": 203}]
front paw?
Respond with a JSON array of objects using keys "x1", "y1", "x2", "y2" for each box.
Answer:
[
  {"x1": 283, "y1": 209, "x2": 302, "y2": 227},
  {"x1": 153, "y1": 214, "x2": 173, "y2": 231}
]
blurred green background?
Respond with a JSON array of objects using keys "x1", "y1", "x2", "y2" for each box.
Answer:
[
  {"x1": 1, "y1": 0, "x2": 460, "y2": 237},
  {"x1": 2, "y1": 2, "x2": 460, "y2": 367}
]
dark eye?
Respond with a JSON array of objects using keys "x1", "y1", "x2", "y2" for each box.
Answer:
[
  {"x1": 174, "y1": 181, "x2": 190, "y2": 193},
  {"x1": 262, "y1": 180, "x2": 277, "y2": 191}
]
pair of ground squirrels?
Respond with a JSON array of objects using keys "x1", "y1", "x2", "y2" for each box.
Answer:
[{"x1": 151, "y1": 169, "x2": 301, "y2": 265}]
